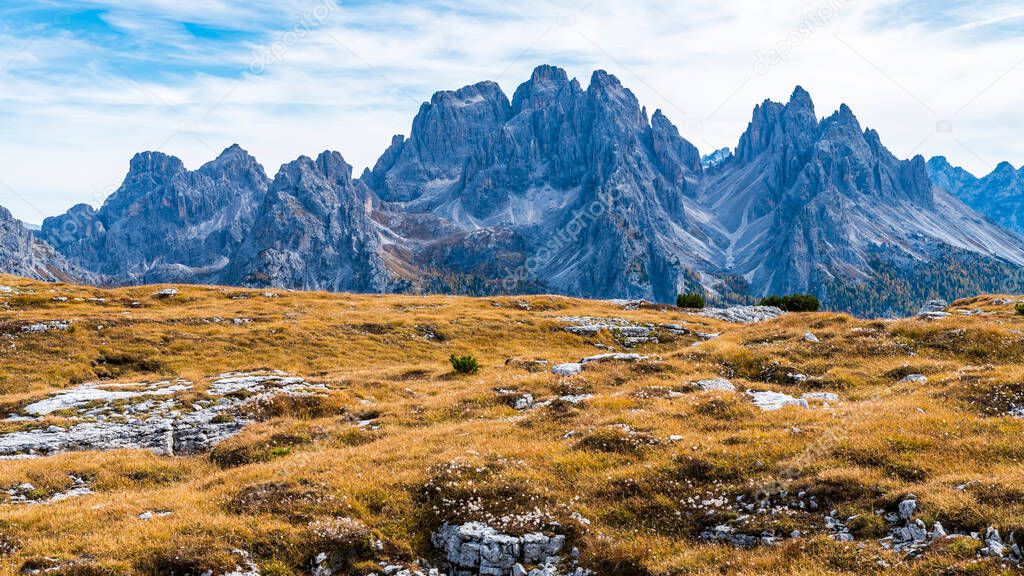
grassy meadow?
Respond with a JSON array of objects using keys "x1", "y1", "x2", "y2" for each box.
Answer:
[{"x1": 1, "y1": 276, "x2": 1023, "y2": 575}]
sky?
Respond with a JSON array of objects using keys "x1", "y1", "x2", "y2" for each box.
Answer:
[{"x1": 0, "y1": 0, "x2": 1022, "y2": 223}]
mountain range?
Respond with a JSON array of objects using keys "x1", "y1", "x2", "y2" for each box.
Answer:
[
  {"x1": 927, "y1": 156, "x2": 1024, "y2": 236},
  {"x1": 3, "y1": 65, "x2": 1024, "y2": 316}
]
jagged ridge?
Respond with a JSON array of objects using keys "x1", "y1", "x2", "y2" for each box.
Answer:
[{"x1": 13, "y1": 65, "x2": 1024, "y2": 316}]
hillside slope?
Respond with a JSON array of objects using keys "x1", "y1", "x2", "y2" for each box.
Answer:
[{"x1": 1, "y1": 277, "x2": 1023, "y2": 575}]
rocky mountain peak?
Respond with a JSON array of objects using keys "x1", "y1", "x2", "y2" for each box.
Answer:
[
  {"x1": 315, "y1": 150, "x2": 354, "y2": 185},
  {"x1": 274, "y1": 154, "x2": 318, "y2": 186},
  {"x1": 127, "y1": 151, "x2": 187, "y2": 179},
  {"x1": 205, "y1": 144, "x2": 257, "y2": 167},
  {"x1": 928, "y1": 155, "x2": 953, "y2": 171},
  {"x1": 701, "y1": 147, "x2": 734, "y2": 170},
  {"x1": 819, "y1": 103, "x2": 863, "y2": 138},
  {"x1": 103, "y1": 151, "x2": 195, "y2": 218},
  {"x1": 511, "y1": 64, "x2": 576, "y2": 113},
  {"x1": 788, "y1": 85, "x2": 814, "y2": 112},
  {"x1": 41, "y1": 142, "x2": 271, "y2": 283},
  {"x1": 650, "y1": 108, "x2": 703, "y2": 179},
  {"x1": 927, "y1": 156, "x2": 978, "y2": 195},
  {"x1": 588, "y1": 69, "x2": 622, "y2": 91},
  {"x1": 993, "y1": 161, "x2": 1019, "y2": 177},
  {"x1": 581, "y1": 70, "x2": 651, "y2": 147},
  {"x1": 223, "y1": 150, "x2": 388, "y2": 293},
  {"x1": 901, "y1": 155, "x2": 935, "y2": 204},
  {"x1": 26, "y1": 68, "x2": 1024, "y2": 317},
  {"x1": 373, "y1": 80, "x2": 513, "y2": 204},
  {"x1": 586, "y1": 70, "x2": 641, "y2": 114},
  {"x1": 736, "y1": 87, "x2": 819, "y2": 164},
  {"x1": 424, "y1": 81, "x2": 512, "y2": 123},
  {"x1": 198, "y1": 145, "x2": 269, "y2": 191},
  {"x1": 269, "y1": 151, "x2": 356, "y2": 213},
  {"x1": 927, "y1": 155, "x2": 1024, "y2": 236}
]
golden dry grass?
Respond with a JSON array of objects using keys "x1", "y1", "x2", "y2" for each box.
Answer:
[{"x1": 1, "y1": 276, "x2": 1023, "y2": 575}]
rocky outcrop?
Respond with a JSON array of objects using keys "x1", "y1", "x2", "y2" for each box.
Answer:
[
  {"x1": 0, "y1": 372, "x2": 324, "y2": 457},
  {"x1": 558, "y1": 316, "x2": 716, "y2": 347},
  {"x1": 431, "y1": 523, "x2": 587, "y2": 576},
  {"x1": 699, "y1": 306, "x2": 785, "y2": 323}
]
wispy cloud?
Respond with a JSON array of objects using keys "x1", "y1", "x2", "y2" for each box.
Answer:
[
  {"x1": 0, "y1": 0, "x2": 1021, "y2": 221},
  {"x1": 865, "y1": 0, "x2": 1024, "y2": 38}
]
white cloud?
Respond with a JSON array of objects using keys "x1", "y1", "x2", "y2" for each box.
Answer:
[{"x1": 0, "y1": 0, "x2": 1021, "y2": 222}]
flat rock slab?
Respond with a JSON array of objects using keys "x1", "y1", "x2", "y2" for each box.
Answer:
[
  {"x1": 0, "y1": 372, "x2": 323, "y2": 458},
  {"x1": 551, "y1": 363, "x2": 583, "y2": 377},
  {"x1": 23, "y1": 380, "x2": 192, "y2": 416},
  {"x1": 557, "y1": 317, "x2": 717, "y2": 348},
  {"x1": 551, "y1": 353, "x2": 651, "y2": 377},
  {"x1": 700, "y1": 306, "x2": 785, "y2": 324},
  {"x1": 580, "y1": 353, "x2": 646, "y2": 364},
  {"x1": 695, "y1": 378, "x2": 736, "y2": 392},
  {"x1": 747, "y1": 390, "x2": 809, "y2": 411}
]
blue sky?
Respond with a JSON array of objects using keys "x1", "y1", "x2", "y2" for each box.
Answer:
[{"x1": 1, "y1": 0, "x2": 1023, "y2": 222}]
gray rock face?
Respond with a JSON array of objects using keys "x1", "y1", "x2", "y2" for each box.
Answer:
[
  {"x1": 221, "y1": 151, "x2": 390, "y2": 292},
  {"x1": 0, "y1": 206, "x2": 88, "y2": 283},
  {"x1": 700, "y1": 87, "x2": 1024, "y2": 307},
  {"x1": 918, "y1": 300, "x2": 951, "y2": 320},
  {"x1": 364, "y1": 65, "x2": 708, "y2": 302},
  {"x1": 431, "y1": 523, "x2": 573, "y2": 576},
  {"x1": 0, "y1": 372, "x2": 323, "y2": 457},
  {"x1": 928, "y1": 156, "x2": 1024, "y2": 235},
  {"x1": 41, "y1": 145, "x2": 269, "y2": 284}
]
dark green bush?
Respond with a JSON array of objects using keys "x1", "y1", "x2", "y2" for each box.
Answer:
[
  {"x1": 1015, "y1": 302, "x2": 1024, "y2": 316},
  {"x1": 759, "y1": 294, "x2": 821, "y2": 312},
  {"x1": 676, "y1": 292, "x2": 706, "y2": 309},
  {"x1": 449, "y1": 354, "x2": 479, "y2": 375}
]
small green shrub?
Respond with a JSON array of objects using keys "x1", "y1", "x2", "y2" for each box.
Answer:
[
  {"x1": 209, "y1": 432, "x2": 310, "y2": 468},
  {"x1": 575, "y1": 428, "x2": 661, "y2": 455},
  {"x1": 1015, "y1": 302, "x2": 1024, "y2": 316},
  {"x1": 760, "y1": 294, "x2": 821, "y2": 312},
  {"x1": 449, "y1": 354, "x2": 479, "y2": 375},
  {"x1": 676, "y1": 292, "x2": 706, "y2": 309},
  {"x1": 846, "y1": 513, "x2": 889, "y2": 538}
]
